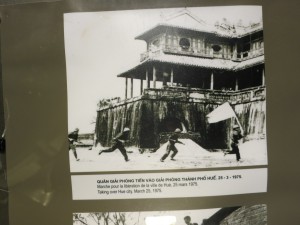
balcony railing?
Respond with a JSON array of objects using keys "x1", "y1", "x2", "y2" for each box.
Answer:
[
  {"x1": 234, "y1": 48, "x2": 264, "y2": 61},
  {"x1": 140, "y1": 46, "x2": 264, "y2": 62},
  {"x1": 163, "y1": 45, "x2": 214, "y2": 59},
  {"x1": 143, "y1": 86, "x2": 265, "y2": 104},
  {"x1": 98, "y1": 86, "x2": 266, "y2": 111},
  {"x1": 140, "y1": 49, "x2": 162, "y2": 62}
]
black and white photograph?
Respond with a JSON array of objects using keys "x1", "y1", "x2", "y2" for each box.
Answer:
[
  {"x1": 72, "y1": 204, "x2": 267, "y2": 225},
  {"x1": 64, "y1": 6, "x2": 267, "y2": 172}
]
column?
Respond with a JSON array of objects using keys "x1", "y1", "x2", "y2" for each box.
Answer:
[
  {"x1": 130, "y1": 77, "x2": 133, "y2": 98},
  {"x1": 161, "y1": 34, "x2": 165, "y2": 49},
  {"x1": 235, "y1": 75, "x2": 239, "y2": 91},
  {"x1": 153, "y1": 66, "x2": 157, "y2": 88},
  {"x1": 125, "y1": 77, "x2": 128, "y2": 99},
  {"x1": 170, "y1": 68, "x2": 174, "y2": 86},
  {"x1": 210, "y1": 46, "x2": 214, "y2": 57},
  {"x1": 233, "y1": 43, "x2": 237, "y2": 59},
  {"x1": 163, "y1": 72, "x2": 168, "y2": 86},
  {"x1": 140, "y1": 78, "x2": 143, "y2": 95},
  {"x1": 210, "y1": 72, "x2": 214, "y2": 90},
  {"x1": 146, "y1": 69, "x2": 150, "y2": 88}
]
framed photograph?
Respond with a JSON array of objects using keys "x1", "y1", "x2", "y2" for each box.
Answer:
[
  {"x1": 65, "y1": 6, "x2": 267, "y2": 173},
  {"x1": 73, "y1": 205, "x2": 267, "y2": 225}
]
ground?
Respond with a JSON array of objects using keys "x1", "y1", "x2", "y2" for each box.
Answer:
[{"x1": 69, "y1": 139, "x2": 267, "y2": 173}]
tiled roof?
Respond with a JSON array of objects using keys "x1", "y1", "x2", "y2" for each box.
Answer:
[
  {"x1": 117, "y1": 54, "x2": 264, "y2": 77},
  {"x1": 117, "y1": 61, "x2": 148, "y2": 77},
  {"x1": 136, "y1": 10, "x2": 263, "y2": 40},
  {"x1": 234, "y1": 55, "x2": 264, "y2": 70},
  {"x1": 149, "y1": 54, "x2": 237, "y2": 70},
  {"x1": 121, "y1": 9, "x2": 264, "y2": 78},
  {"x1": 136, "y1": 23, "x2": 262, "y2": 40}
]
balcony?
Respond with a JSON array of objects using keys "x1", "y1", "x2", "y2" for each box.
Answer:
[
  {"x1": 98, "y1": 86, "x2": 266, "y2": 111},
  {"x1": 140, "y1": 46, "x2": 264, "y2": 62},
  {"x1": 143, "y1": 86, "x2": 266, "y2": 104},
  {"x1": 163, "y1": 45, "x2": 214, "y2": 59},
  {"x1": 140, "y1": 49, "x2": 162, "y2": 62},
  {"x1": 234, "y1": 48, "x2": 264, "y2": 61}
]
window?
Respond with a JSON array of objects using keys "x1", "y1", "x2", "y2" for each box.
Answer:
[
  {"x1": 152, "y1": 39, "x2": 160, "y2": 47},
  {"x1": 151, "y1": 39, "x2": 160, "y2": 51},
  {"x1": 212, "y1": 44, "x2": 222, "y2": 52},
  {"x1": 179, "y1": 38, "x2": 190, "y2": 49}
]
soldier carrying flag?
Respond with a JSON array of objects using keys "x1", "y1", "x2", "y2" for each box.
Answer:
[
  {"x1": 224, "y1": 124, "x2": 243, "y2": 161},
  {"x1": 206, "y1": 102, "x2": 244, "y2": 162}
]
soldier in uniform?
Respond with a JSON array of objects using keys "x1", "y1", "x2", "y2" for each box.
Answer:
[
  {"x1": 224, "y1": 124, "x2": 243, "y2": 161},
  {"x1": 184, "y1": 216, "x2": 198, "y2": 225},
  {"x1": 68, "y1": 128, "x2": 80, "y2": 161},
  {"x1": 160, "y1": 128, "x2": 184, "y2": 162},
  {"x1": 98, "y1": 127, "x2": 130, "y2": 162}
]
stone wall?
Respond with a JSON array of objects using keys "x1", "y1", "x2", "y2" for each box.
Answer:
[
  {"x1": 95, "y1": 96, "x2": 266, "y2": 149},
  {"x1": 234, "y1": 100, "x2": 266, "y2": 140}
]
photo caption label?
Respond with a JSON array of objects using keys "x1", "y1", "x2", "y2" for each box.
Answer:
[{"x1": 71, "y1": 168, "x2": 267, "y2": 200}]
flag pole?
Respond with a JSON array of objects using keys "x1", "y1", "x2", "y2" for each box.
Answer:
[
  {"x1": 206, "y1": 102, "x2": 244, "y2": 135},
  {"x1": 225, "y1": 102, "x2": 244, "y2": 134},
  {"x1": 233, "y1": 114, "x2": 244, "y2": 135}
]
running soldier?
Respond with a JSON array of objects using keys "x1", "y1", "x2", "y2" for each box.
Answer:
[
  {"x1": 98, "y1": 127, "x2": 130, "y2": 162},
  {"x1": 160, "y1": 128, "x2": 184, "y2": 162},
  {"x1": 224, "y1": 124, "x2": 243, "y2": 161},
  {"x1": 68, "y1": 128, "x2": 81, "y2": 161}
]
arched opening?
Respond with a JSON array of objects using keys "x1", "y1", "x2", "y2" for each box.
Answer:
[
  {"x1": 158, "y1": 117, "x2": 187, "y2": 145},
  {"x1": 159, "y1": 117, "x2": 187, "y2": 133}
]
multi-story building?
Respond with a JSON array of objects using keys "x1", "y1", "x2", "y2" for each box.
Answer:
[{"x1": 95, "y1": 9, "x2": 266, "y2": 150}]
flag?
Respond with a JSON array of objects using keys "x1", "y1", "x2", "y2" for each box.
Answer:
[{"x1": 207, "y1": 102, "x2": 236, "y2": 123}]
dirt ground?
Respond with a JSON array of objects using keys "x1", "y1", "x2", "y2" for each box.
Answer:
[{"x1": 69, "y1": 139, "x2": 267, "y2": 173}]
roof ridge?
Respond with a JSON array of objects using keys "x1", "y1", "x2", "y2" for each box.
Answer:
[{"x1": 164, "y1": 8, "x2": 207, "y2": 26}]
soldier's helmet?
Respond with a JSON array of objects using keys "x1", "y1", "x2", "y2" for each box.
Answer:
[
  {"x1": 174, "y1": 128, "x2": 182, "y2": 133},
  {"x1": 75, "y1": 128, "x2": 79, "y2": 132},
  {"x1": 123, "y1": 127, "x2": 130, "y2": 132}
]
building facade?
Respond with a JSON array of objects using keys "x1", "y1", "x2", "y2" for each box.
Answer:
[{"x1": 95, "y1": 9, "x2": 266, "y2": 149}]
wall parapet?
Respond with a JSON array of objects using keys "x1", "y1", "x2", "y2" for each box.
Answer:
[
  {"x1": 145, "y1": 86, "x2": 266, "y2": 104},
  {"x1": 140, "y1": 47, "x2": 264, "y2": 62},
  {"x1": 98, "y1": 86, "x2": 265, "y2": 111}
]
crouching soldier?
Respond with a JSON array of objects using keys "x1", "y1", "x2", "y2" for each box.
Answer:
[
  {"x1": 160, "y1": 128, "x2": 184, "y2": 162},
  {"x1": 98, "y1": 127, "x2": 130, "y2": 162}
]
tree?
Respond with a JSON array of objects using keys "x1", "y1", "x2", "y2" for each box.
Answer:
[
  {"x1": 88, "y1": 213, "x2": 103, "y2": 225},
  {"x1": 72, "y1": 212, "x2": 131, "y2": 225},
  {"x1": 73, "y1": 213, "x2": 88, "y2": 225},
  {"x1": 109, "y1": 212, "x2": 126, "y2": 225},
  {"x1": 103, "y1": 212, "x2": 110, "y2": 225}
]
